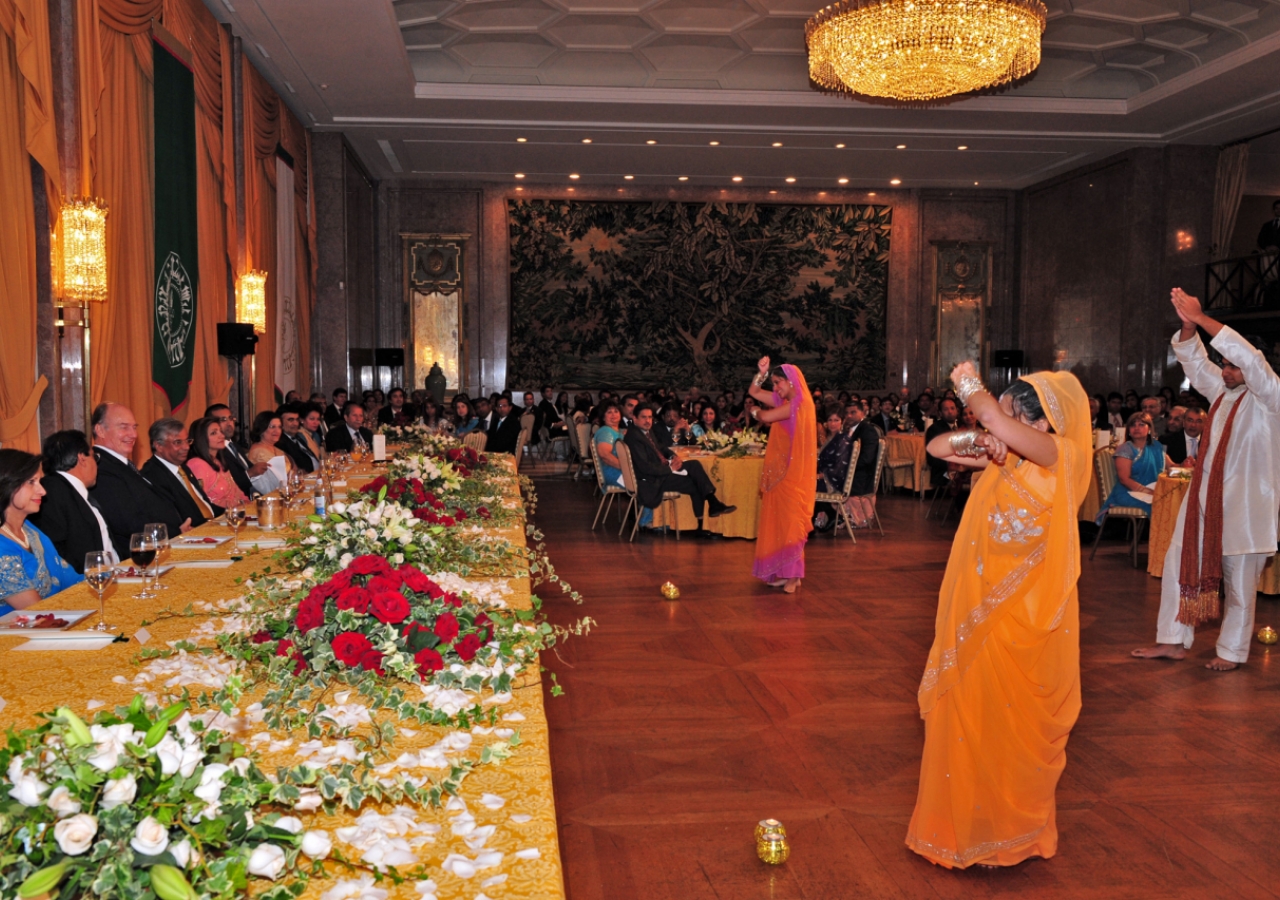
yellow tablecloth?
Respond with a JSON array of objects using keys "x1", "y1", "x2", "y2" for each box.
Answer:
[
  {"x1": 647, "y1": 452, "x2": 764, "y2": 538},
  {"x1": 1079, "y1": 464, "x2": 1101, "y2": 523},
  {"x1": 884, "y1": 433, "x2": 931, "y2": 495},
  {"x1": 0, "y1": 463, "x2": 565, "y2": 900},
  {"x1": 1145, "y1": 473, "x2": 1280, "y2": 593}
]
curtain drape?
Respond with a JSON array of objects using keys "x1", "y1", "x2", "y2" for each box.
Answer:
[
  {"x1": 1211, "y1": 143, "x2": 1250, "y2": 261},
  {"x1": 0, "y1": 0, "x2": 59, "y2": 187},
  {"x1": 245, "y1": 58, "x2": 278, "y2": 413}
]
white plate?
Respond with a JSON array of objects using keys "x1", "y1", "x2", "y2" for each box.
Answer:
[
  {"x1": 239, "y1": 538, "x2": 286, "y2": 549},
  {"x1": 116, "y1": 565, "x2": 176, "y2": 583},
  {"x1": 172, "y1": 559, "x2": 235, "y2": 569},
  {"x1": 0, "y1": 609, "x2": 94, "y2": 631},
  {"x1": 12, "y1": 634, "x2": 116, "y2": 651},
  {"x1": 173, "y1": 535, "x2": 231, "y2": 547}
]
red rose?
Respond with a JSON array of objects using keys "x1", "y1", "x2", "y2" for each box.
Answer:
[
  {"x1": 398, "y1": 566, "x2": 434, "y2": 594},
  {"x1": 331, "y1": 631, "x2": 373, "y2": 666},
  {"x1": 414, "y1": 647, "x2": 444, "y2": 676},
  {"x1": 371, "y1": 590, "x2": 410, "y2": 625},
  {"x1": 442, "y1": 591, "x2": 463, "y2": 608},
  {"x1": 330, "y1": 569, "x2": 354, "y2": 590},
  {"x1": 275, "y1": 639, "x2": 308, "y2": 676},
  {"x1": 453, "y1": 508, "x2": 468, "y2": 521},
  {"x1": 335, "y1": 587, "x2": 371, "y2": 614},
  {"x1": 358, "y1": 648, "x2": 385, "y2": 676},
  {"x1": 362, "y1": 476, "x2": 387, "y2": 494},
  {"x1": 275, "y1": 638, "x2": 296, "y2": 657},
  {"x1": 295, "y1": 597, "x2": 326, "y2": 634},
  {"x1": 454, "y1": 633, "x2": 482, "y2": 662},
  {"x1": 433, "y1": 612, "x2": 460, "y2": 643},
  {"x1": 402, "y1": 620, "x2": 430, "y2": 640},
  {"x1": 367, "y1": 571, "x2": 404, "y2": 593},
  {"x1": 307, "y1": 584, "x2": 333, "y2": 603},
  {"x1": 250, "y1": 630, "x2": 273, "y2": 644},
  {"x1": 439, "y1": 516, "x2": 456, "y2": 527},
  {"x1": 349, "y1": 555, "x2": 390, "y2": 576},
  {"x1": 477, "y1": 507, "x2": 492, "y2": 519},
  {"x1": 474, "y1": 613, "x2": 494, "y2": 642}
]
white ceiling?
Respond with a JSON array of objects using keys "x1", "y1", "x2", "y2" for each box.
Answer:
[{"x1": 207, "y1": 0, "x2": 1280, "y2": 188}]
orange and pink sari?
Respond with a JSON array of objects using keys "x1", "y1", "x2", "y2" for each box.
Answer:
[
  {"x1": 753, "y1": 364, "x2": 817, "y2": 582},
  {"x1": 906, "y1": 371, "x2": 1092, "y2": 869}
]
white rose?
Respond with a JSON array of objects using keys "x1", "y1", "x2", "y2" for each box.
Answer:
[
  {"x1": 9, "y1": 771, "x2": 48, "y2": 807},
  {"x1": 177, "y1": 742, "x2": 205, "y2": 778},
  {"x1": 364, "y1": 528, "x2": 378, "y2": 541},
  {"x1": 193, "y1": 763, "x2": 229, "y2": 805},
  {"x1": 335, "y1": 523, "x2": 351, "y2": 535},
  {"x1": 246, "y1": 843, "x2": 286, "y2": 880},
  {"x1": 228, "y1": 757, "x2": 252, "y2": 777},
  {"x1": 170, "y1": 839, "x2": 201, "y2": 869},
  {"x1": 87, "y1": 723, "x2": 136, "y2": 772},
  {"x1": 304, "y1": 536, "x2": 319, "y2": 545},
  {"x1": 339, "y1": 553, "x2": 353, "y2": 568},
  {"x1": 100, "y1": 775, "x2": 137, "y2": 809},
  {"x1": 46, "y1": 784, "x2": 81, "y2": 817},
  {"x1": 294, "y1": 789, "x2": 323, "y2": 812},
  {"x1": 273, "y1": 816, "x2": 303, "y2": 834},
  {"x1": 300, "y1": 830, "x2": 332, "y2": 859},
  {"x1": 153, "y1": 734, "x2": 184, "y2": 777},
  {"x1": 391, "y1": 553, "x2": 405, "y2": 566},
  {"x1": 54, "y1": 814, "x2": 98, "y2": 855},
  {"x1": 130, "y1": 816, "x2": 170, "y2": 856}
]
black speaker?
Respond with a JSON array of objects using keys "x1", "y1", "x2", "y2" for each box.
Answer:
[
  {"x1": 217, "y1": 322, "x2": 258, "y2": 357},
  {"x1": 376, "y1": 347, "x2": 405, "y2": 367},
  {"x1": 992, "y1": 349, "x2": 1024, "y2": 368}
]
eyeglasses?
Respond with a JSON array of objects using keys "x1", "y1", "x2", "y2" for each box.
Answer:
[{"x1": 164, "y1": 438, "x2": 193, "y2": 447}]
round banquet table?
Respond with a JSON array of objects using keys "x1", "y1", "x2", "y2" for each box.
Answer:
[
  {"x1": 1145, "y1": 473, "x2": 1280, "y2": 593},
  {"x1": 645, "y1": 451, "x2": 764, "y2": 538},
  {"x1": 883, "y1": 432, "x2": 931, "y2": 496}
]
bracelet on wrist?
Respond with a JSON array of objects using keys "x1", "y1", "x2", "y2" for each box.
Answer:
[
  {"x1": 752, "y1": 372, "x2": 767, "y2": 388},
  {"x1": 948, "y1": 430, "x2": 987, "y2": 458},
  {"x1": 954, "y1": 372, "x2": 987, "y2": 405}
]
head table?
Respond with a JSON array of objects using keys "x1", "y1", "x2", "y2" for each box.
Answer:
[{"x1": 0, "y1": 459, "x2": 566, "y2": 900}]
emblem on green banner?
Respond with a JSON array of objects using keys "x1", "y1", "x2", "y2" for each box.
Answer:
[{"x1": 155, "y1": 251, "x2": 195, "y2": 367}]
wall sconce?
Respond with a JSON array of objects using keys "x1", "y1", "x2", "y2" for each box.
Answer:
[
  {"x1": 1175, "y1": 230, "x2": 1195, "y2": 252},
  {"x1": 236, "y1": 270, "x2": 268, "y2": 334}
]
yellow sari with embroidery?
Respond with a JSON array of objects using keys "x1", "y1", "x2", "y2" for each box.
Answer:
[{"x1": 906, "y1": 372, "x2": 1092, "y2": 869}]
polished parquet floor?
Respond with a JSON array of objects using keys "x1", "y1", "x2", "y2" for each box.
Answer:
[{"x1": 527, "y1": 462, "x2": 1280, "y2": 899}]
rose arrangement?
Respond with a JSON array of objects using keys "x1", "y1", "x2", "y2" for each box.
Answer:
[
  {"x1": 376, "y1": 425, "x2": 458, "y2": 455},
  {"x1": 357, "y1": 475, "x2": 485, "y2": 528},
  {"x1": 0, "y1": 697, "x2": 421, "y2": 900},
  {"x1": 699, "y1": 428, "x2": 768, "y2": 458}
]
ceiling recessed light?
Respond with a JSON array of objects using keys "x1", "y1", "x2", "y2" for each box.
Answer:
[
  {"x1": 785, "y1": 177, "x2": 796, "y2": 183},
  {"x1": 646, "y1": 140, "x2": 657, "y2": 145},
  {"x1": 958, "y1": 145, "x2": 968, "y2": 150},
  {"x1": 868, "y1": 192, "x2": 876, "y2": 197},
  {"x1": 896, "y1": 144, "x2": 906, "y2": 149},
  {"x1": 567, "y1": 187, "x2": 575, "y2": 192},
  {"x1": 890, "y1": 178, "x2": 901, "y2": 185},
  {"x1": 818, "y1": 191, "x2": 826, "y2": 196},
  {"x1": 569, "y1": 174, "x2": 580, "y2": 180},
  {"x1": 516, "y1": 137, "x2": 527, "y2": 143},
  {"x1": 835, "y1": 143, "x2": 846, "y2": 148},
  {"x1": 582, "y1": 138, "x2": 592, "y2": 144},
  {"x1": 709, "y1": 141, "x2": 720, "y2": 146},
  {"x1": 837, "y1": 177, "x2": 848, "y2": 184},
  {"x1": 974, "y1": 181, "x2": 980, "y2": 185},
  {"x1": 618, "y1": 188, "x2": 625, "y2": 192},
  {"x1": 514, "y1": 173, "x2": 525, "y2": 179},
  {"x1": 678, "y1": 176, "x2": 688, "y2": 181},
  {"x1": 515, "y1": 187, "x2": 523, "y2": 191},
  {"x1": 769, "y1": 190, "x2": 777, "y2": 194},
  {"x1": 320, "y1": 83, "x2": 328, "y2": 90},
  {"x1": 624, "y1": 175, "x2": 634, "y2": 180},
  {"x1": 732, "y1": 176, "x2": 743, "y2": 182},
  {"x1": 772, "y1": 142, "x2": 783, "y2": 147}
]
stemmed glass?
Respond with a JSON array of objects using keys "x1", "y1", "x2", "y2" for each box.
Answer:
[
  {"x1": 84, "y1": 550, "x2": 119, "y2": 631},
  {"x1": 129, "y1": 533, "x2": 159, "y2": 599},
  {"x1": 287, "y1": 468, "x2": 303, "y2": 509},
  {"x1": 144, "y1": 523, "x2": 170, "y2": 590},
  {"x1": 225, "y1": 503, "x2": 246, "y2": 556}
]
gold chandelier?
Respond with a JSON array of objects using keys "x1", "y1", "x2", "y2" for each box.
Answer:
[
  {"x1": 236, "y1": 270, "x2": 268, "y2": 334},
  {"x1": 53, "y1": 198, "x2": 109, "y2": 304},
  {"x1": 806, "y1": 0, "x2": 1048, "y2": 102}
]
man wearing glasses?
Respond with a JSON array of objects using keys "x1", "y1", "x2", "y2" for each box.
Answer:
[
  {"x1": 203, "y1": 404, "x2": 277, "y2": 496},
  {"x1": 141, "y1": 418, "x2": 220, "y2": 528}
]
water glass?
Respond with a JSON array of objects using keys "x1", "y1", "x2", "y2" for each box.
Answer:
[
  {"x1": 84, "y1": 549, "x2": 119, "y2": 631},
  {"x1": 144, "y1": 523, "x2": 170, "y2": 590}
]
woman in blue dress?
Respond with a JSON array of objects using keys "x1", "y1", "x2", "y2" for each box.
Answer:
[
  {"x1": 1096, "y1": 412, "x2": 1165, "y2": 523},
  {"x1": 594, "y1": 402, "x2": 626, "y2": 488},
  {"x1": 0, "y1": 449, "x2": 83, "y2": 616},
  {"x1": 691, "y1": 406, "x2": 722, "y2": 440},
  {"x1": 452, "y1": 397, "x2": 481, "y2": 435}
]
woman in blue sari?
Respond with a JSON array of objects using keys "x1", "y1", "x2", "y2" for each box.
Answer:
[
  {"x1": 0, "y1": 449, "x2": 83, "y2": 616},
  {"x1": 593, "y1": 402, "x2": 626, "y2": 488},
  {"x1": 1096, "y1": 412, "x2": 1165, "y2": 523}
]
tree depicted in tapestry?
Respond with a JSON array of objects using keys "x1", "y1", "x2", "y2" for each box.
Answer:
[{"x1": 507, "y1": 200, "x2": 891, "y2": 388}]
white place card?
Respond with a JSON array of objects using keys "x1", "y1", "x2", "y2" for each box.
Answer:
[
  {"x1": 373, "y1": 434, "x2": 387, "y2": 461},
  {"x1": 134, "y1": 627, "x2": 152, "y2": 646}
]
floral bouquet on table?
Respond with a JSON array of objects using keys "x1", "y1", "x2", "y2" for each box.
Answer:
[
  {"x1": 0, "y1": 696, "x2": 417, "y2": 900},
  {"x1": 375, "y1": 425, "x2": 457, "y2": 456},
  {"x1": 702, "y1": 428, "x2": 767, "y2": 458}
]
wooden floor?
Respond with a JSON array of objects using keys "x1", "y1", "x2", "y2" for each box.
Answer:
[{"x1": 526, "y1": 460, "x2": 1280, "y2": 900}]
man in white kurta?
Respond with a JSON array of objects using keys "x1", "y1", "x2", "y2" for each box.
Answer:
[{"x1": 1133, "y1": 289, "x2": 1280, "y2": 670}]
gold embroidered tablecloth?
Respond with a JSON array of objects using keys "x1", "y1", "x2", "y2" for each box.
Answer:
[
  {"x1": 0, "y1": 462, "x2": 566, "y2": 900},
  {"x1": 884, "y1": 433, "x2": 931, "y2": 495},
  {"x1": 644, "y1": 452, "x2": 764, "y2": 538}
]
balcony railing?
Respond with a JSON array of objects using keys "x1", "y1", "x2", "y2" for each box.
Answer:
[{"x1": 1205, "y1": 250, "x2": 1280, "y2": 312}]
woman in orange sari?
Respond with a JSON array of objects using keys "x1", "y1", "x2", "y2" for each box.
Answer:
[
  {"x1": 748, "y1": 357, "x2": 817, "y2": 594},
  {"x1": 906, "y1": 362, "x2": 1091, "y2": 869}
]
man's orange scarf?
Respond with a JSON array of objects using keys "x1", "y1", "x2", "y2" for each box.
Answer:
[{"x1": 1177, "y1": 391, "x2": 1246, "y2": 626}]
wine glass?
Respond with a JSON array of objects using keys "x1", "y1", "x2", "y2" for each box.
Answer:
[
  {"x1": 129, "y1": 533, "x2": 159, "y2": 599},
  {"x1": 84, "y1": 550, "x2": 119, "y2": 631},
  {"x1": 350, "y1": 445, "x2": 365, "y2": 465},
  {"x1": 225, "y1": 504, "x2": 246, "y2": 556},
  {"x1": 287, "y1": 468, "x2": 304, "y2": 509},
  {"x1": 144, "y1": 523, "x2": 170, "y2": 590}
]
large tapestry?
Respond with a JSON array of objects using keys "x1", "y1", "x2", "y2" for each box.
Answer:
[{"x1": 507, "y1": 200, "x2": 891, "y2": 389}]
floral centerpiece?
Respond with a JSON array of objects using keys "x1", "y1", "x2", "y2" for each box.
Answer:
[
  {"x1": 376, "y1": 424, "x2": 456, "y2": 454},
  {"x1": 698, "y1": 428, "x2": 768, "y2": 458}
]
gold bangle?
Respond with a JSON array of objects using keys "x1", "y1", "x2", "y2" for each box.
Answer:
[
  {"x1": 954, "y1": 373, "x2": 986, "y2": 404},
  {"x1": 948, "y1": 430, "x2": 986, "y2": 458},
  {"x1": 752, "y1": 372, "x2": 767, "y2": 388}
]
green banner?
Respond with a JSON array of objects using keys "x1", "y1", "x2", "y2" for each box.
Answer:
[{"x1": 152, "y1": 39, "x2": 198, "y2": 411}]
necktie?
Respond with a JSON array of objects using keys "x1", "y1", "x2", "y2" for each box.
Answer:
[
  {"x1": 177, "y1": 467, "x2": 215, "y2": 518},
  {"x1": 1189, "y1": 436, "x2": 1198, "y2": 458}
]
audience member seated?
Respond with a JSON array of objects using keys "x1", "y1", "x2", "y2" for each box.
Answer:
[
  {"x1": 1164, "y1": 406, "x2": 1205, "y2": 467},
  {"x1": 140, "y1": 418, "x2": 221, "y2": 528},
  {"x1": 845, "y1": 402, "x2": 880, "y2": 527},
  {"x1": 205, "y1": 404, "x2": 275, "y2": 496},
  {"x1": 277, "y1": 403, "x2": 319, "y2": 473},
  {"x1": 1140, "y1": 395, "x2": 1168, "y2": 438},
  {"x1": 594, "y1": 402, "x2": 626, "y2": 488},
  {"x1": 186, "y1": 416, "x2": 249, "y2": 510},
  {"x1": 691, "y1": 406, "x2": 722, "y2": 439},
  {"x1": 924, "y1": 398, "x2": 961, "y2": 486},
  {"x1": 300, "y1": 404, "x2": 327, "y2": 460},
  {"x1": 1164, "y1": 405, "x2": 1186, "y2": 437},
  {"x1": 537, "y1": 387, "x2": 569, "y2": 439},
  {"x1": 653, "y1": 404, "x2": 692, "y2": 450},
  {"x1": 247, "y1": 412, "x2": 295, "y2": 478},
  {"x1": 1097, "y1": 412, "x2": 1165, "y2": 523},
  {"x1": 452, "y1": 397, "x2": 480, "y2": 435},
  {"x1": 474, "y1": 397, "x2": 496, "y2": 434},
  {"x1": 89, "y1": 403, "x2": 188, "y2": 560},
  {"x1": 1104, "y1": 392, "x2": 1128, "y2": 429},
  {"x1": 325, "y1": 402, "x2": 374, "y2": 454},
  {"x1": 623, "y1": 405, "x2": 735, "y2": 533},
  {"x1": 284, "y1": 390, "x2": 301, "y2": 404},
  {"x1": 378, "y1": 387, "x2": 415, "y2": 427},
  {"x1": 324, "y1": 388, "x2": 347, "y2": 426},
  {"x1": 1090, "y1": 394, "x2": 1106, "y2": 430},
  {"x1": 960, "y1": 405, "x2": 979, "y2": 429},
  {"x1": 421, "y1": 400, "x2": 443, "y2": 429},
  {"x1": 813, "y1": 405, "x2": 854, "y2": 532},
  {"x1": 29, "y1": 430, "x2": 111, "y2": 574},
  {"x1": 0, "y1": 449, "x2": 83, "y2": 614},
  {"x1": 874, "y1": 397, "x2": 898, "y2": 433},
  {"x1": 486, "y1": 396, "x2": 524, "y2": 454}
]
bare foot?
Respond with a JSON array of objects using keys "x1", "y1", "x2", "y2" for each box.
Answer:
[
  {"x1": 1205, "y1": 657, "x2": 1239, "y2": 671},
  {"x1": 1131, "y1": 644, "x2": 1186, "y2": 660},
  {"x1": 783, "y1": 579, "x2": 801, "y2": 594},
  {"x1": 767, "y1": 579, "x2": 787, "y2": 588}
]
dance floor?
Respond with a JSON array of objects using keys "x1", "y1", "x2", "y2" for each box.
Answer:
[{"x1": 527, "y1": 463, "x2": 1280, "y2": 899}]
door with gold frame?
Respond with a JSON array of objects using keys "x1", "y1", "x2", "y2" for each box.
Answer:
[
  {"x1": 403, "y1": 234, "x2": 468, "y2": 394},
  {"x1": 932, "y1": 242, "x2": 991, "y2": 386}
]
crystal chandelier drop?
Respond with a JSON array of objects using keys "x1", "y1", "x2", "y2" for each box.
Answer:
[
  {"x1": 806, "y1": 0, "x2": 1048, "y2": 102},
  {"x1": 54, "y1": 198, "x2": 109, "y2": 304},
  {"x1": 236, "y1": 270, "x2": 268, "y2": 334}
]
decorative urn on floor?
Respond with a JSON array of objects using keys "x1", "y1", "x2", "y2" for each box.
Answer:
[{"x1": 426, "y1": 361, "x2": 447, "y2": 406}]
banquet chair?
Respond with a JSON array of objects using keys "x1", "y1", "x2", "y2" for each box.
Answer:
[
  {"x1": 868, "y1": 438, "x2": 888, "y2": 536},
  {"x1": 573, "y1": 422, "x2": 595, "y2": 482},
  {"x1": 616, "y1": 442, "x2": 680, "y2": 542},
  {"x1": 540, "y1": 424, "x2": 569, "y2": 461},
  {"x1": 1089, "y1": 446, "x2": 1148, "y2": 568},
  {"x1": 511, "y1": 429, "x2": 530, "y2": 474},
  {"x1": 462, "y1": 432, "x2": 487, "y2": 455},
  {"x1": 815, "y1": 442, "x2": 860, "y2": 543},
  {"x1": 882, "y1": 440, "x2": 913, "y2": 495},
  {"x1": 589, "y1": 439, "x2": 628, "y2": 530}
]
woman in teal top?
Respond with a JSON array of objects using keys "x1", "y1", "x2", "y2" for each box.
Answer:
[
  {"x1": 690, "y1": 405, "x2": 722, "y2": 440},
  {"x1": 594, "y1": 402, "x2": 625, "y2": 488},
  {"x1": 0, "y1": 449, "x2": 83, "y2": 616},
  {"x1": 1096, "y1": 412, "x2": 1165, "y2": 523}
]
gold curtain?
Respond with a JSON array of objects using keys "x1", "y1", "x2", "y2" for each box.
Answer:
[
  {"x1": 244, "y1": 58, "x2": 278, "y2": 414},
  {"x1": 0, "y1": 0, "x2": 59, "y2": 186}
]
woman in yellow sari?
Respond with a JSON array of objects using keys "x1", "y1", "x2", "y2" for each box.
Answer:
[
  {"x1": 748, "y1": 357, "x2": 817, "y2": 594},
  {"x1": 906, "y1": 362, "x2": 1091, "y2": 869}
]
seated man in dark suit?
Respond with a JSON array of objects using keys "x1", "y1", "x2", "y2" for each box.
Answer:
[
  {"x1": 536, "y1": 386, "x2": 568, "y2": 438},
  {"x1": 623, "y1": 404, "x2": 735, "y2": 533},
  {"x1": 88, "y1": 403, "x2": 188, "y2": 560},
  {"x1": 324, "y1": 388, "x2": 348, "y2": 427},
  {"x1": 377, "y1": 387, "x2": 415, "y2": 427},
  {"x1": 324, "y1": 401, "x2": 374, "y2": 454},
  {"x1": 924, "y1": 398, "x2": 961, "y2": 486},
  {"x1": 29, "y1": 430, "x2": 112, "y2": 573},
  {"x1": 1164, "y1": 405, "x2": 1205, "y2": 467},
  {"x1": 139, "y1": 418, "x2": 221, "y2": 528},
  {"x1": 277, "y1": 402, "x2": 318, "y2": 473},
  {"x1": 485, "y1": 396, "x2": 524, "y2": 454}
]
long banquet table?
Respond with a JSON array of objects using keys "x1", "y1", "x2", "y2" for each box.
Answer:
[{"x1": 0, "y1": 462, "x2": 565, "y2": 900}]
